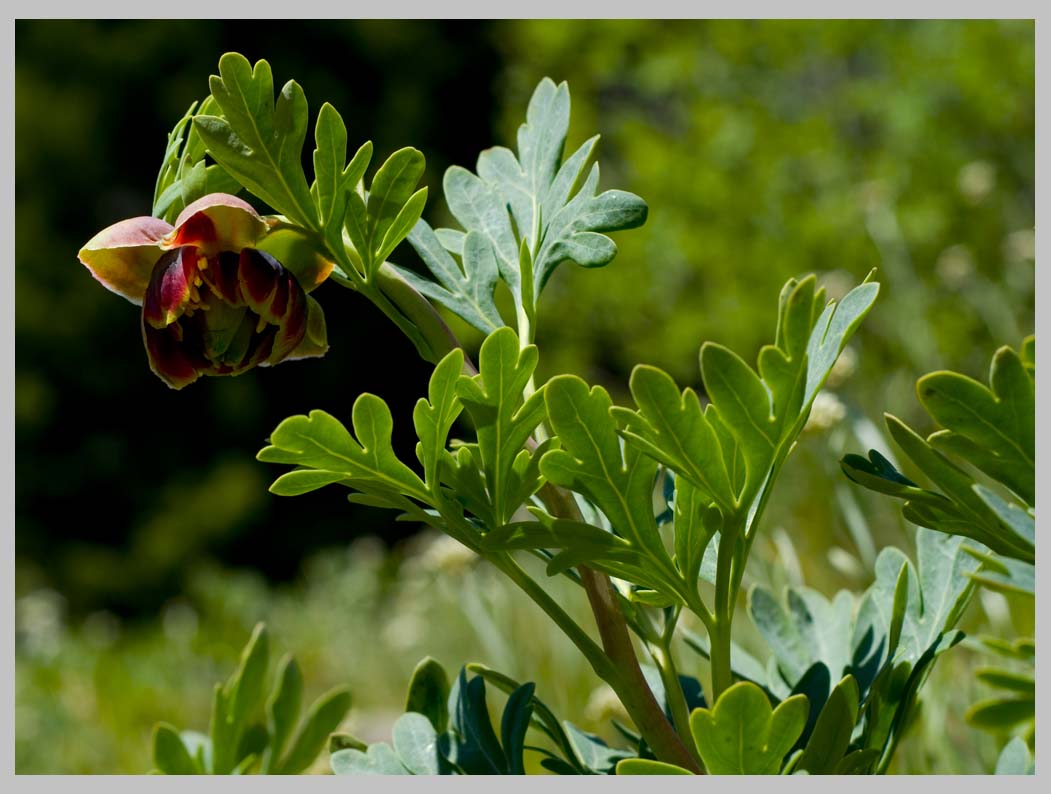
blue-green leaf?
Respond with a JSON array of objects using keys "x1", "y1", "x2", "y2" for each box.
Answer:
[
  {"x1": 397, "y1": 222, "x2": 503, "y2": 333},
  {"x1": 392, "y1": 713, "x2": 443, "y2": 775},
  {"x1": 331, "y1": 744, "x2": 409, "y2": 775}
]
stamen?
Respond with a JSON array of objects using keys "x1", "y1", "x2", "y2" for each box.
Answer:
[
  {"x1": 197, "y1": 256, "x2": 208, "y2": 271},
  {"x1": 189, "y1": 284, "x2": 201, "y2": 304},
  {"x1": 194, "y1": 275, "x2": 203, "y2": 288},
  {"x1": 255, "y1": 315, "x2": 268, "y2": 333}
]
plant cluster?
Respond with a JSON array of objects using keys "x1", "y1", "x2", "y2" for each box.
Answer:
[{"x1": 76, "y1": 53, "x2": 1035, "y2": 775}]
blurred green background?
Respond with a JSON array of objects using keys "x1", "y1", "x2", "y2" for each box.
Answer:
[{"x1": 15, "y1": 20, "x2": 1034, "y2": 773}]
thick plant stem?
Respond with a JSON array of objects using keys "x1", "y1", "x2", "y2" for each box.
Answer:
[
  {"x1": 542, "y1": 483, "x2": 701, "y2": 773},
  {"x1": 580, "y1": 568, "x2": 701, "y2": 773}
]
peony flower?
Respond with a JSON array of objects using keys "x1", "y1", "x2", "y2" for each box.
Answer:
[{"x1": 78, "y1": 194, "x2": 332, "y2": 389}]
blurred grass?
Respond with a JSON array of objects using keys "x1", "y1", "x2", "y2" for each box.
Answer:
[{"x1": 16, "y1": 520, "x2": 1014, "y2": 774}]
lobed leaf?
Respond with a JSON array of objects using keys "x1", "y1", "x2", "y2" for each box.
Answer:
[
  {"x1": 195, "y1": 53, "x2": 317, "y2": 229},
  {"x1": 259, "y1": 402, "x2": 430, "y2": 506},
  {"x1": 455, "y1": 328, "x2": 548, "y2": 525},
  {"x1": 689, "y1": 682, "x2": 808, "y2": 774}
]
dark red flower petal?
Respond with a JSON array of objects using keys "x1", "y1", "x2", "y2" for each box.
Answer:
[
  {"x1": 238, "y1": 249, "x2": 281, "y2": 315},
  {"x1": 143, "y1": 248, "x2": 199, "y2": 329},
  {"x1": 199, "y1": 250, "x2": 244, "y2": 306},
  {"x1": 142, "y1": 321, "x2": 200, "y2": 390}
]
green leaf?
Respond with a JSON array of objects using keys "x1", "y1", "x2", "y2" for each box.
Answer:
[
  {"x1": 396, "y1": 221, "x2": 504, "y2": 333},
  {"x1": 976, "y1": 668, "x2": 1035, "y2": 695},
  {"x1": 540, "y1": 375, "x2": 679, "y2": 591},
  {"x1": 748, "y1": 586, "x2": 853, "y2": 694},
  {"x1": 153, "y1": 97, "x2": 241, "y2": 223},
  {"x1": 263, "y1": 655, "x2": 302, "y2": 772},
  {"x1": 153, "y1": 723, "x2": 200, "y2": 775},
  {"x1": 885, "y1": 414, "x2": 1031, "y2": 560},
  {"x1": 275, "y1": 687, "x2": 352, "y2": 774},
  {"x1": 834, "y1": 748, "x2": 880, "y2": 774},
  {"x1": 375, "y1": 186, "x2": 428, "y2": 266},
  {"x1": 840, "y1": 449, "x2": 944, "y2": 503},
  {"x1": 392, "y1": 712, "x2": 443, "y2": 775},
  {"x1": 966, "y1": 697, "x2": 1035, "y2": 731},
  {"x1": 455, "y1": 328, "x2": 547, "y2": 525},
  {"x1": 672, "y1": 480, "x2": 720, "y2": 587},
  {"x1": 367, "y1": 147, "x2": 426, "y2": 268},
  {"x1": 311, "y1": 103, "x2": 372, "y2": 253},
  {"x1": 227, "y1": 623, "x2": 270, "y2": 745},
  {"x1": 564, "y1": 722, "x2": 633, "y2": 774},
  {"x1": 259, "y1": 402, "x2": 430, "y2": 507},
  {"x1": 405, "y1": 657, "x2": 451, "y2": 734},
  {"x1": 194, "y1": 53, "x2": 317, "y2": 229},
  {"x1": 311, "y1": 102, "x2": 348, "y2": 231},
  {"x1": 412, "y1": 348, "x2": 465, "y2": 494},
  {"x1": 500, "y1": 683, "x2": 536, "y2": 775},
  {"x1": 689, "y1": 682, "x2": 808, "y2": 774},
  {"x1": 331, "y1": 744, "x2": 409, "y2": 775},
  {"x1": 916, "y1": 344, "x2": 1033, "y2": 503},
  {"x1": 446, "y1": 669, "x2": 506, "y2": 774},
  {"x1": 973, "y1": 485, "x2": 1035, "y2": 550},
  {"x1": 897, "y1": 528, "x2": 980, "y2": 664},
  {"x1": 465, "y1": 663, "x2": 581, "y2": 772},
  {"x1": 329, "y1": 733, "x2": 367, "y2": 753},
  {"x1": 796, "y1": 676, "x2": 860, "y2": 774},
  {"x1": 612, "y1": 365, "x2": 734, "y2": 513},
  {"x1": 622, "y1": 276, "x2": 877, "y2": 553},
  {"x1": 963, "y1": 546, "x2": 1034, "y2": 597},
  {"x1": 616, "y1": 758, "x2": 693, "y2": 775}
]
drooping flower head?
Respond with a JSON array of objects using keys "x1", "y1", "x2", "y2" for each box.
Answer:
[{"x1": 78, "y1": 194, "x2": 332, "y2": 389}]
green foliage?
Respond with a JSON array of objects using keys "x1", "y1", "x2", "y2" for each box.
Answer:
[
  {"x1": 394, "y1": 77, "x2": 647, "y2": 333},
  {"x1": 331, "y1": 661, "x2": 605, "y2": 776},
  {"x1": 34, "y1": 35, "x2": 1034, "y2": 776},
  {"x1": 195, "y1": 53, "x2": 317, "y2": 230},
  {"x1": 841, "y1": 337, "x2": 1035, "y2": 759},
  {"x1": 615, "y1": 758, "x2": 693, "y2": 774},
  {"x1": 842, "y1": 337, "x2": 1034, "y2": 563},
  {"x1": 744, "y1": 527, "x2": 979, "y2": 772},
  {"x1": 152, "y1": 96, "x2": 240, "y2": 223},
  {"x1": 150, "y1": 623, "x2": 351, "y2": 775},
  {"x1": 455, "y1": 328, "x2": 550, "y2": 526},
  {"x1": 689, "y1": 682, "x2": 808, "y2": 774}
]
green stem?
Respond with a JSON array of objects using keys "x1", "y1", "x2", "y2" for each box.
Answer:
[
  {"x1": 488, "y1": 553, "x2": 615, "y2": 682},
  {"x1": 710, "y1": 528, "x2": 738, "y2": 702},
  {"x1": 648, "y1": 639, "x2": 702, "y2": 768}
]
